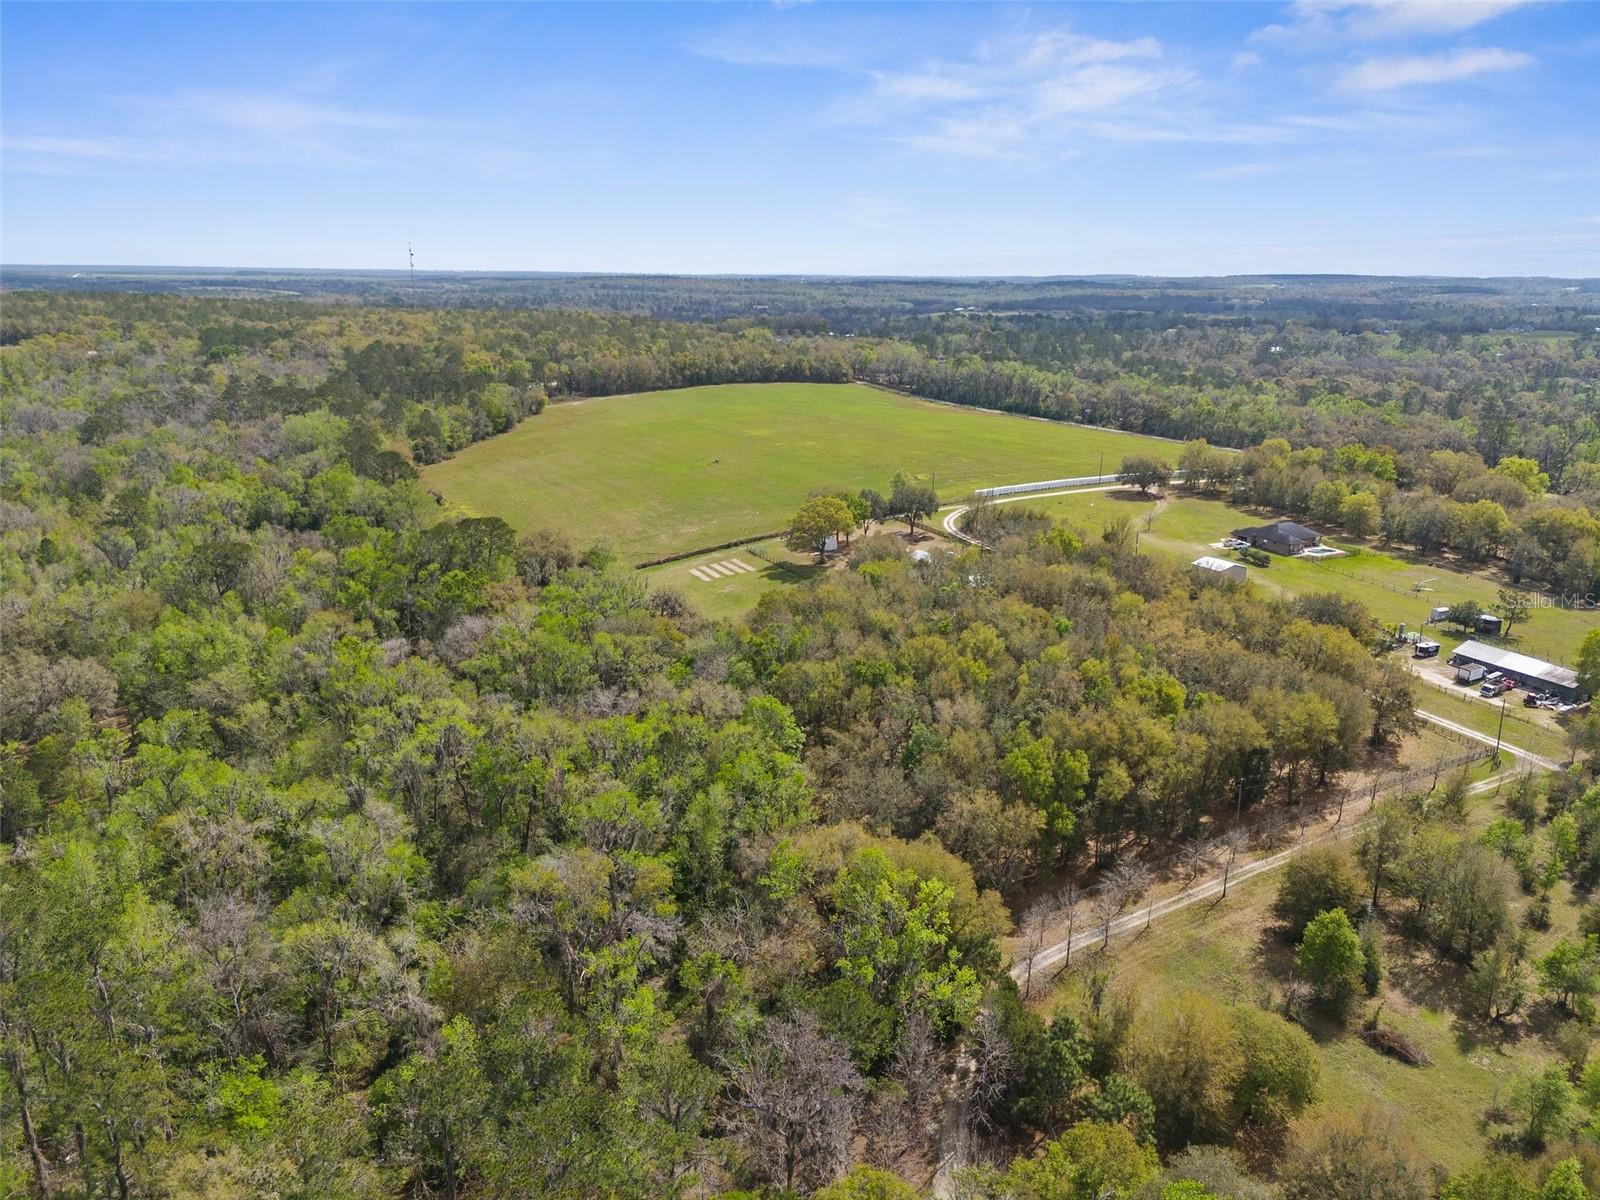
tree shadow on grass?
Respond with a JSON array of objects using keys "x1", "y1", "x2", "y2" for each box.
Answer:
[
  {"x1": 758, "y1": 557, "x2": 825, "y2": 584},
  {"x1": 1246, "y1": 923, "x2": 1355, "y2": 1048},
  {"x1": 1101, "y1": 488, "x2": 1160, "y2": 504},
  {"x1": 1516, "y1": 995, "x2": 1588, "y2": 1047},
  {"x1": 1452, "y1": 1007, "x2": 1540, "y2": 1060},
  {"x1": 1381, "y1": 925, "x2": 1469, "y2": 1016},
  {"x1": 1249, "y1": 919, "x2": 1299, "y2": 984},
  {"x1": 1375, "y1": 920, "x2": 1549, "y2": 1062}
]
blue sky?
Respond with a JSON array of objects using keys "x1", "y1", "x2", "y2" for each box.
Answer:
[{"x1": 2, "y1": 1, "x2": 1596, "y2": 276}]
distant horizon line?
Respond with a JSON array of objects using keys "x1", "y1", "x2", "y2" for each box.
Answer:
[{"x1": 3, "y1": 263, "x2": 1598, "y2": 284}]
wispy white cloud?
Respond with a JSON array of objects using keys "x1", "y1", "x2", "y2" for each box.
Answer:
[
  {"x1": 1255, "y1": 0, "x2": 1540, "y2": 46},
  {"x1": 694, "y1": 5, "x2": 1551, "y2": 163},
  {"x1": 696, "y1": 15, "x2": 1524, "y2": 161},
  {"x1": 1429, "y1": 142, "x2": 1516, "y2": 158},
  {"x1": 837, "y1": 28, "x2": 1175, "y2": 119},
  {"x1": 1192, "y1": 162, "x2": 1284, "y2": 181},
  {"x1": 147, "y1": 89, "x2": 427, "y2": 134},
  {"x1": 1, "y1": 135, "x2": 176, "y2": 161},
  {"x1": 688, "y1": 22, "x2": 873, "y2": 70},
  {"x1": 4, "y1": 86, "x2": 450, "y2": 173},
  {"x1": 1336, "y1": 46, "x2": 1535, "y2": 90},
  {"x1": 705, "y1": 25, "x2": 1235, "y2": 159}
]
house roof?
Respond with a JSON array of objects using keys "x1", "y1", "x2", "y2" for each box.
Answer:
[
  {"x1": 1233, "y1": 521, "x2": 1321, "y2": 542},
  {"x1": 1192, "y1": 556, "x2": 1243, "y2": 573},
  {"x1": 1452, "y1": 639, "x2": 1579, "y2": 691}
]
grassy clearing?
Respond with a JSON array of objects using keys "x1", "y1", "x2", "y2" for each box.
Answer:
[
  {"x1": 1410, "y1": 680, "x2": 1571, "y2": 763},
  {"x1": 640, "y1": 538, "x2": 827, "y2": 621},
  {"x1": 1017, "y1": 490, "x2": 1599, "y2": 666},
  {"x1": 422, "y1": 383, "x2": 1177, "y2": 561},
  {"x1": 1042, "y1": 776, "x2": 1567, "y2": 1174}
]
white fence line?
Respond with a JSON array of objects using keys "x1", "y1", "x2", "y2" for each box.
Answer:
[
  {"x1": 972, "y1": 470, "x2": 1190, "y2": 499},
  {"x1": 973, "y1": 473, "x2": 1126, "y2": 498}
]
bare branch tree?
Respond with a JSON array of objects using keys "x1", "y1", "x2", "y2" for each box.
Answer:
[
  {"x1": 1018, "y1": 885, "x2": 1077, "y2": 998},
  {"x1": 723, "y1": 1013, "x2": 864, "y2": 1194},
  {"x1": 1091, "y1": 862, "x2": 1147, "y2": 951},
  {"x1": 1053, "y1": 883, "x2": 1083, "y2": 979},
  {"x1": 887, "y1": 1008, "x2": 942, "y2": 1157},
  {"x1": 1296, "y1": 798, "x2": 1317, "y2": 842},
  {"x1": 1257, "y1": 810, "x2": 1292, "y2": 851},
  {"x1": 966, "y1": 1001, "x2": 1014, "y2": 1134},
  {"x1": 1017, "y1": 896, "x2": 1054, "y2": 1002},
  {"x1": 860, "y1": 1089, "x2": 912, "y2": 1171},
  {"x1": 1178, "y1": 840, "x2": 1214, "y2": 891},
  {"x1": 1214, "y1": 827, "x2": 1250, "y2": 898},
  {"x1": 1089, "y1": 886, "x2": 1124, "y2": 954},
  {"x1": 1111, "y1": 862, "x2": 1156, "y2": 931}
]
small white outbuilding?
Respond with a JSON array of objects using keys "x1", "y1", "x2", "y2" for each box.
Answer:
[{"x1": 1191, "y1": 555, "x2": 1247, "y2": 582}]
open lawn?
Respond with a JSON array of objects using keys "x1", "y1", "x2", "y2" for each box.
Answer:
[
  {"x1": 1015, "y1": 490, "x2": 1600, "y2": 667},
  {"x1": 422, "y1": 383, "x2": 1178, "y2": 562},
  {"x1": 640, "y1": 538, "x2": 827, "y2": 621},
  {"x1": 1048, "y1": 879, "x2": 1539, "y2": 1172},
  {"x1": 1041, "y1": 766, "x2": 1572, "y2": 1175},
  {"x1": 1409, "y1": 677, "x2": 1571, "y2": 763}
]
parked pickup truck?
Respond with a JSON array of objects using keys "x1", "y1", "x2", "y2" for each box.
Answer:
[{"x1": 1481, "y1": 676, "x2": 1514, "y2": 697}]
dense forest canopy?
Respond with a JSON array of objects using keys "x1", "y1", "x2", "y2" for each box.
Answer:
[
  {"x1": 7, "y1": 287, "x2": 1600, "y2": 1199},
  {"x1": 4, "y1": 284, "x2": 1599, "y2": 462}
]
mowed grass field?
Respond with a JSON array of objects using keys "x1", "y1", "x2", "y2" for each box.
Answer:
[
  {"x1": 640, "y1": 538, "x2": 827, "y2": 621},
  {"x1": 1041, "y1": 751, "x2": 1572, "y2": 1175},
  {"x1": 422, "y1": 383, "x2": 1177, "y2": 562},
  {"x1": 1018, "y1": 489, "x2": 1600, "y2": 667},
  {"x1": 1050, "y1": 855, "x2": 1554, "y2": 1174}
]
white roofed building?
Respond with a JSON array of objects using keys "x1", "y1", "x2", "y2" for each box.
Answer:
[
  {"x1": 1448, "y1": 639, "x2": 1583, "y2": 701},
  {"x1": 1192, "y1": 555, "x2": 1247, "y2": 582}
]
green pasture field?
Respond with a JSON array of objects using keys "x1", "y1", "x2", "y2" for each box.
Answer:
[
  {"x1": 1043, "y1": 761, "x2": 1568, "y2": 1175},
  {"x1": 1409, "y1": 678, "x2": 1571, "y2": 763},
  {"x1": 421, "y1": 383, "x2": 1178, "y2": 562},
  {"x1": 1013, "y1": 490, "x2": 1600, "y2": 666},
  {"x1": 640, "y1": 538, "x2": 826, "y2": 621}
]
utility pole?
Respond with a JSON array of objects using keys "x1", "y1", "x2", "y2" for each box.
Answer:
[{"x1": 1493, "y1": 697, "x2": 1506, "y2": 767}]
